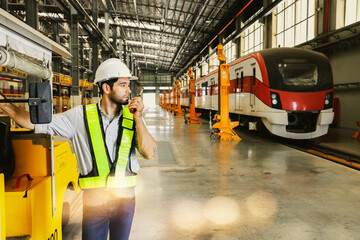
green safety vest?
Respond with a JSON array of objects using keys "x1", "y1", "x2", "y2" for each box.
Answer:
[{"x1": 79, "y1": 104, "x2": 137, "y2": 189}]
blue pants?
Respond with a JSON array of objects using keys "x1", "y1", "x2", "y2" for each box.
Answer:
[{"x1": 82, "y1": 189, "x2": 136, "y2": 240}]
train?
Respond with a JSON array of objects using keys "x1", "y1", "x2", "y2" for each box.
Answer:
[{"x1": 180, "y1": 48, "x2": 335, "y2": 139}]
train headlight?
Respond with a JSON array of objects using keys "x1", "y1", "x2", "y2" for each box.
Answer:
[
  {"x1": 270, "y1": 92, "x2": 282, "y2": 109},
  {"x1": 324, "y1": 92, "x2": 333, "y2": 109}
]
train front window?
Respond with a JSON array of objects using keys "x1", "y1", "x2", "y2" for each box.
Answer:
[
  {"x1": 270, "y1": 57, "x2": 332, "y2": 92},
  {"x1": 278, "y1": 61, "x2": 318, "y2": 87}
]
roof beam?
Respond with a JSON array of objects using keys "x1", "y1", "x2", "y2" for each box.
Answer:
[
  {"x1": 169, "y1": 0, "x2": 212, "y2": 71},
  {"x1": 65, "y1": 0, "x2": 118, "y2": 55}
]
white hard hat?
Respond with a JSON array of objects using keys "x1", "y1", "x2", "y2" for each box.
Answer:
[{"x1": 94, "y1": 58, "x2": 138, "y2": 84}]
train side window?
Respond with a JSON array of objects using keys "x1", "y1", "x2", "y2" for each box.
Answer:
[
  {"x1": 241, "y1": 72, "x2": 244, "y2": 91},
  {"x1": 253, "y1": 68, "x2": 256, "y2": 86}
]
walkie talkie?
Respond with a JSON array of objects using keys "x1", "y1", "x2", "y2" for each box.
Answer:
[{"x1": 129, "y1": 88, "x2": 143, "y2": 114}]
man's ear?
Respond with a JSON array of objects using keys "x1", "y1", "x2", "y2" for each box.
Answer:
[{"x1": 102, "y1": 83, "x2": 111, "y2": 94}]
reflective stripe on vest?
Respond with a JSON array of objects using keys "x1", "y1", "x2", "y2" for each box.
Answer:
[{"x1": 79, "y1": 104, "x2": 137, "y2": 189}]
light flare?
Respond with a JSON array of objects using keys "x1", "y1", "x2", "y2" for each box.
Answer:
[
  {"x1": 171, "y1": 200, "x2": 205, "y2": 230},
  {"x1": 245, "y1": 190, "x2": 278, "y2": 219},
  {"x1": 203, "y1": 196, "x2": 239, "y2": 225}
]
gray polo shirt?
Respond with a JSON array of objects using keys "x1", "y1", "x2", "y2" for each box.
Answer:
[{"x1": 35, "y1": 103, "x2": 140, "y2": 176}]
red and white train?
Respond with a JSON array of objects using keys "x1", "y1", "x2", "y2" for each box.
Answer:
[{"x1": 181, "y1": 48, "x2": 334, "y2": 139}]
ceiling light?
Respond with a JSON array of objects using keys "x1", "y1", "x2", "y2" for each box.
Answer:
[
  {"x1": 126, "y1": 40, "x2": 159, "y2": 48},
  {"x1": 132, "y1": 52, "x2": 159, "y2": 59}
]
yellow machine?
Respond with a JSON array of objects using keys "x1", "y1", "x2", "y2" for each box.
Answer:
[
  {"x1": 212, "y1": 44, "x2": 241, "y2": 141},
  {"x1": 167, "y1": 88, "x2": 172, "y2": 111},
  {"x1": 162, "y1": 90, "x2": 167, "y2": 109},
  {"x1": 0, "y1": 9, "x2": 79, "y2": 239},
  {"x1": 175, "y1": 80, "x2": 183, "y2": 116},
  {"x1": 0, "y1": 132, "x2": 79, "y2": 239},
  {"x1": 185, "y1": 67, "x2": 201, "y2": 124}
]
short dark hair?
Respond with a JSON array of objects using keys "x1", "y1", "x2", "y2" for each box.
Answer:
[{"x1": 98, "y1": 78, "x2": 118, "y2": 95}]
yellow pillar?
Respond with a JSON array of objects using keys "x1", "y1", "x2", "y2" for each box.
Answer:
[
  {"x1": 167, "y1": 88, "x2": 172, "y2": 111},
  {"x1": 175, "y1": 80, "x2": 183, "y2": 116},
  {"x1": 171, "y1": 81, "x2": 176, "y2": 113},
  {"x1": 212, "y1": 44, "x2": 241, "y2": 141},
  {"x1": 353, "y1": 121, "x2": 360, "y2": 140},
  {"x1": 162, "y1": 90, "x2": 167, "y2": 109},
  {"x1": 186, "y1": 67, "x2": 201, "y2": 124}
]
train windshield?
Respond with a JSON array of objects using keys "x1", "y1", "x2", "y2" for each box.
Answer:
[
  {"x1": 278, "y1": 60, "x2": 318, "y2": 88},
  {"x1": 262, "y1": 50, "x2": 333, "y2": 92}
]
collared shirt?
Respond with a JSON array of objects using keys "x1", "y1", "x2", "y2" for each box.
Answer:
[{"x1": 35, "y1": 103, "x2": 140, "y2": 176}]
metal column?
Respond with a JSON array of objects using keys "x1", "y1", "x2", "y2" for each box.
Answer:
[
  {"x1": 126, "y1": 46, "x2": 130, "y2": 68},
  {"x1": 70, "y1": 7, "x2": 80, "y2": 96},
  {"x1": 92, "y1": 0, "x2": 98, "y2": 24},
  {"x1": 155, "y1": 86, "x2": 160, "y2": 105},
  {"x1": 118, "y1": 38, "x2": 123, "y2": 62},
  {"x1": 25, "y1": 0, "x2": 38, "y2": 30},
  {"x1": 1, "y1": 0, "x2": 8, "y2": 11},
  {"x1": 112, "y1": 26, "x2": 119, "y2": 51},
  {"x1": 80, "y1": 41, "x2": 84, "y2": 79},
  {"x1": 91, "y1": 41, "x2": 99, "y2": 97},
  {"x1": 25, "y1": 0, "x2": 41, "y2": 89}
]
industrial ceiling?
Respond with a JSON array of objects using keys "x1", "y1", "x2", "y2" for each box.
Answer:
[{"x1": 5, "y1": 0, "x2": 262, "y2": 76}]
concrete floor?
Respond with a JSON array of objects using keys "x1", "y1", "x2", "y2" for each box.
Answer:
[{"x1": 63, "y1": 106, "x2": 360, "y2": 240}]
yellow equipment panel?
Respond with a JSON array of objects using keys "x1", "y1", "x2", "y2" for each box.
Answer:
[
  {"x1": 0, "y1": 174, "x2": 5, "y2": 240},
  {"x1": 2, "y1": 132, "x2": 79, "y2": 239}
]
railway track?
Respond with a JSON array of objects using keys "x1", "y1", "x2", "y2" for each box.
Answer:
[
  {"x1": 229, "y1": 124, "x2": 360, "y2": 170},
  {"x1": 202, "y1": 116, "x2": 360, "y2": 171},
  {"x1": 273, "y1": 138, "x2": 360, "y2": 171}
]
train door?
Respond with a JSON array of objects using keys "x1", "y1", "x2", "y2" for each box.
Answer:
[
  {"x1": 210, "y1": 78, "x2": 215, "y2": 109},
  {"x1": 202, "y1": 81, "x2": 208, "y2": 108},
  {"x1": 196, "y1": 83, "x2": 201, "y2": 107},
  {"x1": 250, "y1": 66, "x2": 256, "y2": 109},
  {"x1": 235, "y1": 68, "x2": 242, "y2": 110}
]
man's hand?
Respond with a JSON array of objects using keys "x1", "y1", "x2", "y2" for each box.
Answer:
[
  {"x1": 0, "y1": 93, "x2": 35, "y2": 130},
  {"x1": 128, "y1": 97, "x2": 144, "y2": 119}
]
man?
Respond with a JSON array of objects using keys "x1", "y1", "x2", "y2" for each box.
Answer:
[{"x1": 0, "y1": 58, "x2": 156, "y2": 240}]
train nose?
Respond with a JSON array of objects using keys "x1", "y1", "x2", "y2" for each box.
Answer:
[{"x1": 286, "y1": 111, "x2": 319, "y2": 133}]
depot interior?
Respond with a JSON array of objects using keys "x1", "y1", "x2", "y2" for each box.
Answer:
[{"x1": 1, "y1": 0, "x2": 360, "y2": 239}]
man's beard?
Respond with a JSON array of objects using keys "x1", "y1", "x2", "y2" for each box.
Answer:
[{"x1": 109, "y1": 94, "x2": 129, "y2": 105}]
